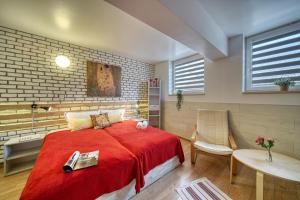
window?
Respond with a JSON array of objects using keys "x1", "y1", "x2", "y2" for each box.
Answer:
[
  {"x1": 244, "y1": 22, "x2": 300, "y2": 92},
  {"x1": 169, "y1": 54, "x2": 205, "y2": 94}
]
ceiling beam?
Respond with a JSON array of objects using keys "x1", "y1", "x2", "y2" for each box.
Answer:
[{"x1": 105, "y1": 0, "x2": 228, "y2": 60}]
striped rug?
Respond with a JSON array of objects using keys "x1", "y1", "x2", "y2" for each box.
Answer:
[{"x1": 176, "y1": 178, "x2": 232, "y2": 200}]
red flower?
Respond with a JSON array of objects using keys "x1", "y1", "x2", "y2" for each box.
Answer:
[{"x1": 255, "y1": 136, "x2": 264, "y2": 145}]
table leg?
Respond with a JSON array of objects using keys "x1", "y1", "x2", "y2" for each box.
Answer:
[
  {"x1": 231, "y1": 155, "x2": 237, "y2": 175},
  {"x1": 230, "y1": 155, "x2": 235, "y2": 184},
  {"x1": 256, "y1": 171, "x2": 264, "y2": 200}
]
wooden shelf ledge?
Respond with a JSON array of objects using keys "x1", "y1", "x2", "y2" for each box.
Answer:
[{"x1": 6, "y1": 147, "x2": 40, "y2": 161}]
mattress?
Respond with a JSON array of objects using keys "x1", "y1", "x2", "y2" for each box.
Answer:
[{"x1": 97, "y1": 156, "x2": 180, "y2": 200}]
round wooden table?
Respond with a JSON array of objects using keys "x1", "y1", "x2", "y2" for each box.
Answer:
[{"x1": 230, "y1": 149, "x2": 300, "y2": 200}]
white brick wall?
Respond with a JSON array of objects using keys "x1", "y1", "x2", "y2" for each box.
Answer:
[
  {"x1": 0, "y1": 26, "x2": 154, "y2": 162},
  {"x1": 0, "y1": 26, "x2": 154, "y2": 103}
]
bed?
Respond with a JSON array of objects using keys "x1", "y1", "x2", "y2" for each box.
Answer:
[
  {"x1": 20, "y1": 129, "x2": 142, "y2": 200},
  {"x1": 20, "y1": 119, "x2": 184, "y2": 200},
  {"x1": 104, "y1": 120, "x2": 185, "y2": 178},
  {"x1": 100, "y1": 120, "x2": 185, "y2": 200}
]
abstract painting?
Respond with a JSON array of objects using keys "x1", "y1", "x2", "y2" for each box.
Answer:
[{"x1": 87, "y1": 61, "x2": 121, "y2": 97}]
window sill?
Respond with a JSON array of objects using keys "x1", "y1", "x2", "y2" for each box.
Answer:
[
  {"x1": 169, "y1": 92, "x2": 205, "y2": 96},
  {"x1": 242, "y1": 90, "x2": 300, "y2": 94}
]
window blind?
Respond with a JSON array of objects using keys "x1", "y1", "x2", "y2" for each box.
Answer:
[
  {"x1": 174, "y1": 57, "x2": 204, "y2": 92},
  {"x1": 245, "y1": 23, "x2": 300, "y2": 91}
]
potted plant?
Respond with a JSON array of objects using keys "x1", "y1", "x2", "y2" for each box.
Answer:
[
  {"x1": 274, "y1": 77, "x2": 295, "y2": 91},
  {"x1": 255, "y1": 136, "x2": 275, "y2": 162},
  {"x1": 176, "y1": 90, "x2": 183, "y2": 111}
]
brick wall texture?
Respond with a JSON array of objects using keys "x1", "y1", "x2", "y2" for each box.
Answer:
[
  {"x1": 0, "y1": 26, "x2": 154, "y2": 102},
  {"x1": 0, "y1": 26, "x2": 155, "y2": 162}
]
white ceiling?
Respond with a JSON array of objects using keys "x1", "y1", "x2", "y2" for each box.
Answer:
[
  {"x1": 106, "y1": 0, "x2": 300, "y2": 61},
  {"x1": 196, "y1": 0, "x2": 300, "y2": 37},
  {"x1": 106, "y1": 0, "x2": 229, "y2": 61},
  {"x1": 1, "y1": 0, "x2": 300, "y2": 63},
  {"x1": 0, "y1": 0, "x2": 195, "y2": 64}
]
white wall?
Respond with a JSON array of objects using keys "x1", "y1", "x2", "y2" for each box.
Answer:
[{"x1": 155, "y1": 35, "x2": 300, "y2": 106}]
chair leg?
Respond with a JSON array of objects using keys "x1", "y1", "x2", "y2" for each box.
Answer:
[
  {"x1": 194, "y1": 153, "x2": 198, "y2": 164},
  {"x1": 191, "y1": 144, "x2": 197, "y2": 164}
]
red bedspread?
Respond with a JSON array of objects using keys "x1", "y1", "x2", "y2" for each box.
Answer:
[
  {"x1": 104, "y1": 120, "x2": 185, "y2": 183},
  {"x1": 20, "y1": 129, "x2": 142, "y2": 200}
]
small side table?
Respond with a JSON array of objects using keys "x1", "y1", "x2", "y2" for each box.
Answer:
[
  {"x1": 231, "y1": 149, "x2": 300, "y2": 200},
  {"x1": 4, "y1": 134, "x2": 44, "y2": 176}
]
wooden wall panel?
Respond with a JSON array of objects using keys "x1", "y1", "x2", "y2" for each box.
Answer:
[
  {"x1": 162, "y1": 101, "x2": 300, "y2": 159},
  {"x1": 0, "y1": 101, "x2": 148, "y2": 132}
]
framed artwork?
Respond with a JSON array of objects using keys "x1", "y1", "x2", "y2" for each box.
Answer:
[{"x1": 87, "y1": 61, "x2": 121, "y2": 97}]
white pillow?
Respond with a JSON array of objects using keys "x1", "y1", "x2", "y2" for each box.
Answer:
[
  {"x1": 64, "y1": 110, "x2": 100, "y2": 130},
  {"x1": 100, "y1": 109, "x2": 125, "y2": 124}
]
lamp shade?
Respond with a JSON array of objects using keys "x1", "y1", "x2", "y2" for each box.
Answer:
[
  {"x1": 55, "y1": 55, "x2": 70, "y2": 68},
  {"x1": 40, "y1": 106, "x2": 52, "y2": 111}
]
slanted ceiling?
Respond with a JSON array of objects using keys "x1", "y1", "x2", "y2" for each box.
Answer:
[
  {"x1": 106, "y1": 0, "x2": 228, "y2": 60},
  {"x1": 1, "y1": 0, "x2": 300, "y2": 62},
  {"x1": 0, "y1": 0, "x2": 194, "y2": 64}
]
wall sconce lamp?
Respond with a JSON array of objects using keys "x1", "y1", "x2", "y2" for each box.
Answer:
[
  {"x1": 31, "y1": 103, "x2": 52, "y2": 111},
  {"x1": 55, "y1": 55, "x2": 70, "y2": 68}
]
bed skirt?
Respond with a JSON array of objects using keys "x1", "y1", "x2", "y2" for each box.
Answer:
[{"x1": 97, "y1": 156, "x2": 180, "y2": 200}]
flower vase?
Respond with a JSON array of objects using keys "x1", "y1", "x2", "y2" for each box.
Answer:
[{"x1": 266, "y1": 149, "x2": 272, "y2": 162}]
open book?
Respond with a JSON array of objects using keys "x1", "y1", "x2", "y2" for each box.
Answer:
[{"x1": 63, "y1": 150, "x2": 99, "y2": 173}]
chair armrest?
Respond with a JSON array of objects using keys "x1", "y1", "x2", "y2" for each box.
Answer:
[
  {"x1": 191, "y1": 124, "x2": 198, "y2": 143},
  {"x1": 228, "y1": 129, "x2": 238, "y2": 150}
]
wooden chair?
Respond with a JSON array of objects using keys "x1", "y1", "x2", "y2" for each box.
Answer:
[{"x1": 191, "y1": 109, "x2": 238, "y2": 174}]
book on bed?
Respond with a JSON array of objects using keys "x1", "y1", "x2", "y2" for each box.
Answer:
[{"x1": 63, "y1": 150, "x2": 99, "y2": 173}]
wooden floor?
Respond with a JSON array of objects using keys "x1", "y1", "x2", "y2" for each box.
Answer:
[{"x1": 0, "y1": 139, "x2": 299, "y2": 200}]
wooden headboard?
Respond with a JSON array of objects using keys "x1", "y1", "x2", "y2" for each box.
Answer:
[{"x1": 0, "y1": 100, "x2": 148, "y2": 132}]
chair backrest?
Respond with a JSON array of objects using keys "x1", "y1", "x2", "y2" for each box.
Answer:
[{"x1": 196, "y1": 109, "x2": 229, "y2": 146}]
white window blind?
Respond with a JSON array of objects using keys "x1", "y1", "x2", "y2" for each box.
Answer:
[
  {"x1": 170, "y1": 54, "x2": 205, "y2": 94},
  {"x1": 245, "y1": 22, "x2": 300, "y2": 91}
]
